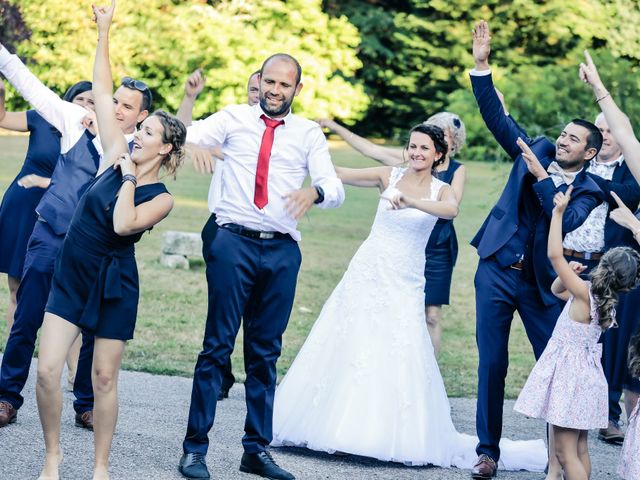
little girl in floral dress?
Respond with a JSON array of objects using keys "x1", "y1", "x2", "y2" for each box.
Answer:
[
  {"x1": 618, "y1": 333, "x2": 640, "y2": 479},
  {"x1": 514, "y1": 186, "x2": 640, "y2": 480}
]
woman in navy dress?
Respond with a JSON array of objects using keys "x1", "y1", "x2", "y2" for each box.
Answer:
[
  {"x1": 34, "y1": 3, "x2": 186, "y2": 479},
  {"x1": 318, "y1": 113, "x2": 466, "y2": 354},
  {"x1": 0, "y1": 80, "x2": 93, "y2": 333}
]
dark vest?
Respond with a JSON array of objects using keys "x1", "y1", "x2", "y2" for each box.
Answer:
[{"x1": 35, "y1": 130, "x2": 101, "y2": 235}]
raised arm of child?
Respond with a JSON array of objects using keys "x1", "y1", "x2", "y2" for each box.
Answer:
[{"x1": 548, "y1": 185, "x2": 591, "y2": 323}]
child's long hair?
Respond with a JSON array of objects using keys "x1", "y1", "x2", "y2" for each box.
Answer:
[
  {"x1": 590, "y1": 247, "x2": 640, "y2": 329},
  {"x1": 629, "y1": 334, "x2": 640, "y2": 379}
]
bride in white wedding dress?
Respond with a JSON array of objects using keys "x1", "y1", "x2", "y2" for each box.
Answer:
[{"x1": 272, "y1": 124, "x2": 546, "y2": 472}]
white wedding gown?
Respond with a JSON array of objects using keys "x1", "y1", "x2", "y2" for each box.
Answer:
[{"x1": 272, "y1": 167, "x2": 546, "y2": 471}]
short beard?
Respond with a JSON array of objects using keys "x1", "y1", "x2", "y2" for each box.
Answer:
[
  {"x1": 259, "y1": 96, "x2": 293, "y2": 117},
  {"x1": 555, "y1": 157, "x2": 585, "y2": 171}
]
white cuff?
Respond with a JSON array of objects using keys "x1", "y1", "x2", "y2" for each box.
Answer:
[{"x1": 469, "y1": 68, "x2": 492, "y2": 77}]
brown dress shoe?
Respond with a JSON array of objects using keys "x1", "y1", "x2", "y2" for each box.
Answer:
[
  {"x1": 75, "y1": 410, "x2": 94, "y2": 430},
  {"x1": 0, "y1": 401, "x2": 17, "y2": 427},
  {"x1": 471, "y1": 454, "x2": 497, "y2": 479},
  {"x1": 598, "y1": 420, "x2": 625, "y2": 444}
]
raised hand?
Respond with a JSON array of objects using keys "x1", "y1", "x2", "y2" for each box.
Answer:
[
  {"x1": 92, "y1": 0, "x2": 115, "y2": 32},
  {"x1": 579, "y1": 50, "x2": 605, "y2": 92},
  {"x1": 185, "y1": 69, "x2": 205, "y2": 99},
  {"x1": 472, "y1": 20, "x2": 491, "y2": 70},
  {"x1": 552, "y1": 185, "x2": 573, "y2": 215},
  {"x1": 516, "y1": 137, "x2": 548, "y2": 180},
  {"x1": 609, "y1": 191, "x2": 640, "y2": 233}
]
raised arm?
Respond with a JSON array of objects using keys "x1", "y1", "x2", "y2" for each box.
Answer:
[
  {"x1": 609, "y1": 191, "x2": 640, "y2": 245},
  {"x1": 0, "y1": 81, "x2": 27, "y2": 132},
  {"x1": 318, "y1": 119, "x2": 405, "y2": 166},
  {"x1": 547, "y1": 186, "x2": 590, "y2": 307},
  {"x1": 93, "y1": 0, "x2": 128, "y2": 173},
  {"x1": 580, "y1": 50, "x2": 640, "y2": 182},
  {"x1": 0, "y1": 44, "x2": 85, "y2": 137},
  {"x1": 176, "y1": 69, "x2": 205, "y2": 128},
  {"x1": 335, "y1": 165, "x2": 391, "y2": 190},
  {"x1": 470, "y1": 20, "x2": 532, "y2": 159}
]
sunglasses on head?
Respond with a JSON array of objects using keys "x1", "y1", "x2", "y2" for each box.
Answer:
[
  {"x1": 452, "y1": 117, "x2": 461, "y2": 129},
  {"x1": 121, "y1": 77, "x2": 153, "y2": 106}
]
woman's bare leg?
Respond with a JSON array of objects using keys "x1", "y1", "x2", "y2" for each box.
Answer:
[
  {"x1": 65, "y1": 336, "x2": 82, "y2": 391},
  {"x1": 92, "y1": 337, "x2": 126, "y2": 480},
  {"x1": 425, "y1": 304, "x2": 443, "y2": 355},
  {"x1": 6, "y1": 275, "x2": 20, "y2": 333},
  {"x1": 36, "y1": 313, "x2": 81, "y2": 480}
]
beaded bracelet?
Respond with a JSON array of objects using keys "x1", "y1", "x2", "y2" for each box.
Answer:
[{"x1": 122, "y1": 174, "x2": 137, "y2": 187}]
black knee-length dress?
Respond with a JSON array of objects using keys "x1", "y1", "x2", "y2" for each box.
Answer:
[{"x1": 45, "y1": 168, "x2": 169, "y2": 340}]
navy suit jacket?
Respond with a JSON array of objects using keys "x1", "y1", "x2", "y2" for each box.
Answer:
[
  {"x1": 587, "y1": 162, "x2": 640, "y2": 250},
  {"x1": 470, "y1": 72, "x2": 604, "y2": 306}
]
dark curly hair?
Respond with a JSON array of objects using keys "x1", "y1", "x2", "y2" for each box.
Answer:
[
  {"x1": 590, "y1": 247, "x2": 640, "y2": 329},
  {"x1": 629, "y1": 334, "x2": 640, "y2": 379},
  {"x1": 152, "y1": 110, "x2": 187, "y2": 180},
  {"x1": 403, "y1": 123, "x2": 449, "y2": 174}
]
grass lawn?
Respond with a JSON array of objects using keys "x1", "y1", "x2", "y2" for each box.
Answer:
[{"x1": 0, "y1": 135, "x2": 535, "y2": 398}]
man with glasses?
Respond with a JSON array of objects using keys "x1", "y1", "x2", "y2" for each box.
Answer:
[{"x1": 0, "y1": 42, "x2": 150, "y2": 430}]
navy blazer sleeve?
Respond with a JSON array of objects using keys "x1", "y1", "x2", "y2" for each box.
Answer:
[
  {"x1": 588, "y1": 167, "x2": 640, "y2": 211},
  {"x1": 532, "y1": 178, "x2": 601, "y2": 233},
  {"x1": 470, "y1": 72, "x2": 532, "y2": 160}
]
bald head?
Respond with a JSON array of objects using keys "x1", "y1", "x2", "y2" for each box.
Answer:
[{"x1": 260, "y1": 53, "x2": 302, "y2": 86}]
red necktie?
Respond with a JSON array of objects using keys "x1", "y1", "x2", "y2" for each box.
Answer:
[{"x1": 254, "y1": 114, "x2": 284, "y2": 209}]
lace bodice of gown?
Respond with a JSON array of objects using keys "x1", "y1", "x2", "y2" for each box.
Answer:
[{"x1": 367, "y1": 167, "x2": 444, "y2": 268}]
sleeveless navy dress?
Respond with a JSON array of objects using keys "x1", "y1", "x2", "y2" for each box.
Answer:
[
  {"x1": 423, "y1": 159, "x2": 462, "y2": 305},
  {"x1": 45, "y1": 168, "x2": 169, "y2": 340},
  {"x1": 0, "y1": 111, "x2": 61, "y2": 278}
]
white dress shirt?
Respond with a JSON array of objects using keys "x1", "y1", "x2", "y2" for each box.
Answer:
[
  {"x1": 563, "y1": 156, "x2": 624, "y2": 252},
  {"x1": 0, "y1": 48, "x2": 90, "y2": 154},
  {"x1": 187, "y1": 104, "x2": 345, "y2": 240},
  {"x1": 0, "y1": 48, "x2": 135, "y2": 163}
]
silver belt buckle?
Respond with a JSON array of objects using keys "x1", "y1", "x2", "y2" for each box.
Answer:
[
  {"x1": 259, "y1": 231, "x2": 275, "y2": 239},
  {"x1": 584, "y1": 252, "x2": 593, "y2": 260}
]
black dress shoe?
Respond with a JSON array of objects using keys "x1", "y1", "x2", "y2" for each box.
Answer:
[
  {"x1": 239, "y1": 451, "x2": 295, "y2": 480},
  {"x1": 179, "y1": 452, "x2": 210, "y2": 479},
  {"x1": 217, "y1": 387, "x2": 230, "y2": 401}
]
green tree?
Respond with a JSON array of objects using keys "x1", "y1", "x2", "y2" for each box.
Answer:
[{"x1": 4, "y1": 0, "x2": 368, "y2": 122}]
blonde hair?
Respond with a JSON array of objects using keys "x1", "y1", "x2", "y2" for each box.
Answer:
[
  {"x1": 424, "y1": 112, "x2": 466, "y2": 157},
  {"x1": 153, "y1": 110, "x2": 186, "y2": 179}
]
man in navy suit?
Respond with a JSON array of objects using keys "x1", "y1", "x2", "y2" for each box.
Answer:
[{"x1": 469, "y1": 21, "x2": 604, "y2": 479}]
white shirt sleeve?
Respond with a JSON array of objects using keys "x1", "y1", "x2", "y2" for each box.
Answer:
[
  {"x1": 186, "y1": 111, "x2": 229, "y2": 148},
  {"x1": 0, "y1": 48, "x2": 87, "y2": 152},
  {"x1": 306, "y1": 125, "x2": 345, "y2": 209}
]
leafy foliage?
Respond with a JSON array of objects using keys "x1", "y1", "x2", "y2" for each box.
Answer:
[{"x1": 2, "y1": 0, "x2": 368, "y2": 121}]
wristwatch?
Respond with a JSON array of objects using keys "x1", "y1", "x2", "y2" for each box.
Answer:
[{"x1": 313, "y1": 185, "x2": 325, "y2": 204}]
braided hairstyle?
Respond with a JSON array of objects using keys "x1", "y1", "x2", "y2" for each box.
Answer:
[
  {"x1": 403, "y1": 123, "x2": 449, "y2": 174},
  {"x1": 589, "y1": 246, "x2": 640, "y2": 329},
  {"x1": 152, "y1": 110, "x2": 187, "y2": 179}
]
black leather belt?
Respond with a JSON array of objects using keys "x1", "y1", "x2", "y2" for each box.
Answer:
[
  {"x1": 221, "y1": 223, "x2": 290, "y2": 240},
  {"x1": 563, "y1": 248, "x2": 603, "y2": 261}
]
